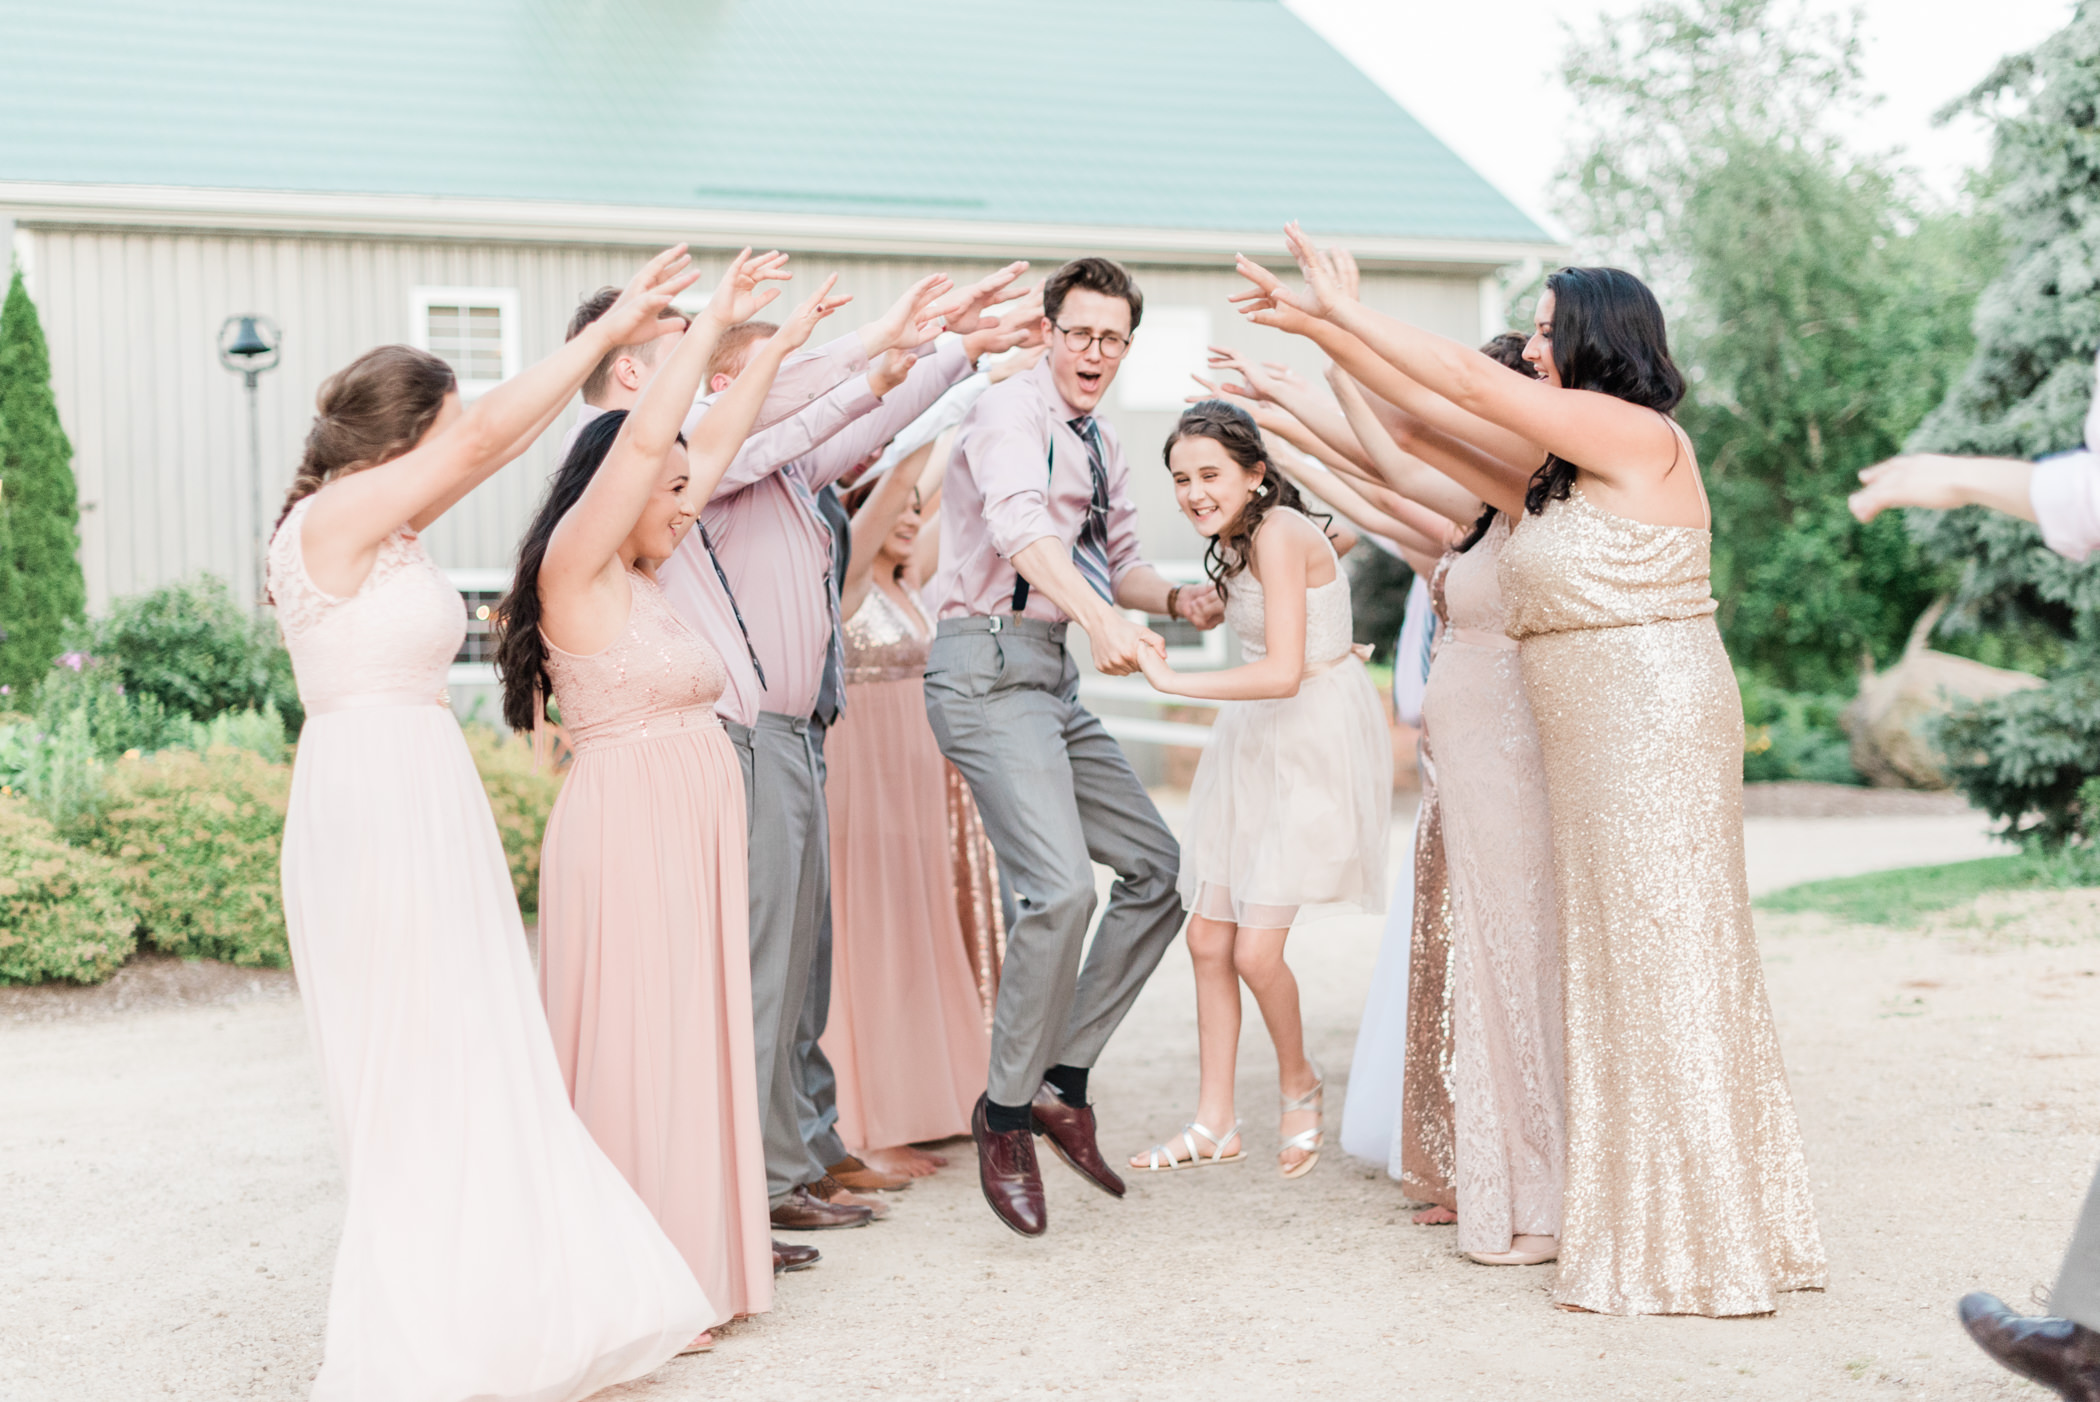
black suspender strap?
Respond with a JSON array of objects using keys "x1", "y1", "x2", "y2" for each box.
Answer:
[{"x1": 1009, "y1": 435, "x2": 1057, "y2": 613}]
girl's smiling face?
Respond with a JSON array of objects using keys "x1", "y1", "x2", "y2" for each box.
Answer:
[{"x1": 1168, "y1": 434, "x2": 1264, "y2": 539}]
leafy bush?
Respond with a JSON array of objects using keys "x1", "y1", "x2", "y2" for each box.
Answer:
[
  {"x1": 1936, "y1": 669, "x2": 2100, "y2": 849},
  {"x1": 0, "y1": 795, "x2": 136, "y2": 985},
  {"x1": 53, "y1": 575, "x2": 301, "y2": 736},
  {"x1": 1740, "y1": 673, "x2": 1860, "y2": 784},
  {"x1": 461, "y1": 723, "x2": 563, "y2": 918},
  {"x1": 80, "y1": 748, "x2": 292, "y2": 968},
  {"x1": 8, "y1": 705, "x2": 108, "y2": 830}
]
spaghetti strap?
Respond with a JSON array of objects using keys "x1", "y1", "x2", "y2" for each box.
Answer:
[{"x1": 1655, "y1": 411, "x2": 1711, "y2": 531}]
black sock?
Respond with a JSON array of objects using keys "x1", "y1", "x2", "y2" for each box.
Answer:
[
  {"x1": 1043, "y1": 1064, "x2": 1089, "y2": 1107},
  {"x1": 985, "y1": 1099, "x2": 1034, "y2": 1134}
]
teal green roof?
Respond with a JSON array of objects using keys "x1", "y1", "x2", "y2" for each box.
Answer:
[{"x1": 1, "y1": 0, "x2": 1548, "y2": 245}]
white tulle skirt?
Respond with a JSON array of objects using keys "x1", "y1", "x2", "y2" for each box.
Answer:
[
  {"x1": 281, "y1": 705, "x2": 710, "y2": 1402},
  {"x1": 1177, "y1": 655, "x2": 1392, "y2": 928}
]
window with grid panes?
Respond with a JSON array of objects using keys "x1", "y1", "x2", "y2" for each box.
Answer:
[{"x1": 425, "y1": 303, "x2": 506, "y2": 383}]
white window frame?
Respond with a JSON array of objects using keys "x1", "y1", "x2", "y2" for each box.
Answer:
[
  {"x1": 1115, "y1": 305, "x2": 1213, "y2": 412},
  {"x1": 410, "y1": 287, "x2": 521, "y2": 398}
]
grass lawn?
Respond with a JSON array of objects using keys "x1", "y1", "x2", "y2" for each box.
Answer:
[{"x1": 1755, "y1": 853, "x2": 2099, "y2": 926}]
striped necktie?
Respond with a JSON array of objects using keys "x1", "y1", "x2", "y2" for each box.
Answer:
[{"x1": 1069, "y1": 416, "x2": 1114, "y2": 602}]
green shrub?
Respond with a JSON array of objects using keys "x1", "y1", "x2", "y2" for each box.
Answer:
[
  {"x1": 30, "y1": 657, "x2": 187, "y2": 759},
  {"x1": 0, "y1": 795, "x2": 136, "y2": 984},
  {"x1": 1936, "y1": 669, "x2": 2100, "y2": 849},
  {"x1": 13, "y1": 705, "x2": 108, "y2": 831},
  {"x1": 82, "y1": 747, "x2": 291, "y2": 968},
  {"x1": 53, "y1": 575, "x2": 302, "y2": 736},
  {"x1": 462, "y1": 723, "x2": 563, "y2": 918},
  {"x1": 1740, "y1": 673, "x2": 1861, "y2": 785}
]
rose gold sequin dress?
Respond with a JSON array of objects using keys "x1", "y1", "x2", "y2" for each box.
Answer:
[
  {"x1": 1500, "y1": 488, "x2": 1826, "y2": 1316},
  {"x1": 270, "y1": 503, "x2": 707, "y2": 1400},
  {"x1": 1418, "y1": 515, "x2": 1567, "y2": 1256},
  {"x1": 818, "y1": 584, "x2": 994, "y2": 1149},
  {"x1": 537, "y1": 570, "x2": 770, "y2": 1326},
  {"x1": 1398, "y1": 549, "x2": 1458, "y2": 1210}
]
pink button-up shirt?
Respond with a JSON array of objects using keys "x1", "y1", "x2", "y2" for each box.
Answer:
[
  {"x1": 688, "y1": 336, "x2": 977, "y2": 720},
  {"x1": 930, "y1": 356, "x2": 1148, "y2": 622}
]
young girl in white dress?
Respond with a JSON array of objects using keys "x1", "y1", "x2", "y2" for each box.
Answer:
[{"x1": 1127, "y1": 399, "x2": 1391, "y2": 1178}]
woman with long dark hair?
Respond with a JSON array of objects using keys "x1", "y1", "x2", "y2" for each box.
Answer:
[
  {"x1": 267, "y1": 246, "x2": 714, "y2": 1397},
  {"x1": 1237, "y1": 225, "x2": 1825, "y2": 1316},
  {"x1": 496, "y1": 252, "x2": 838, "y2": 1342},
  {"x1": 1122, "y1": 400, "x2": 1390, "y2": 1179}
]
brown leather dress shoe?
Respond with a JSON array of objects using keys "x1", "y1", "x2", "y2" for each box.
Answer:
[
  {"x1": 972, "y1": 1094, "x2": 1046, "y2": 1237},
  {"x1": 1960, "y1": 1293, "x2": 2100, "y2": 1401},
  {"x1": 772, "y1": 1239, "x2": 820, "y2": 1274},
  {"x1": 1029, "y1": 1082, "x2": 1126, "y2": 1198},
  {"x1": 811, "y1": 1173, "x2": 891, "y2": 1220},
  {"x1": 768, "y1": 1184, "x2": 872, "y2": 1231},
  {"x1": 827, "y1": 1154, "x2": 912, "y2": 1192}
]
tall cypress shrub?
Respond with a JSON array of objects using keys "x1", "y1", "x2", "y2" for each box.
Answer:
[{"x1": 0, "y1": 268, "x2": 86, "y2": 694}]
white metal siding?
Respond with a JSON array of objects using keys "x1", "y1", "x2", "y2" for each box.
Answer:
[{"x1": 23, "y1": 226, "x2": 1481, "y2": 610}]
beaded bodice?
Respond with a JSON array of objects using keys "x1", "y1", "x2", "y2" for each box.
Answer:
[
  {"x1": 266, "y1": 497, "x2": 461, "y2": 710},
  {"x1": 1498, "y1": 489, "x2": 1717, "y2": 640},
  {"x1": 542, "y1": 571, "x2": 726, "y2": 752},
  {"x1": 842, "y1": 584, "x2": 931, "y2": 685},
  {"x1": 1222, "y1": 513, "x2": 1355, "y2": 665}
]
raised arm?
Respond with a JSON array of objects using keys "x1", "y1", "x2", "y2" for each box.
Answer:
[
  {"x1": 843, "y1": 438, "x2": 937, "y2": 619},
  {"x1": 540, "y1": 251, "x2": 803, "y2": 593},
  {"x1": 1244, "y1": 225, "x2": 1687, "y2": 501},
  {"x1": 1202, "y1": 346, "x2": 1378, "y2": 476},
  {"x1": 303, "y1": 245, "x2": 699, "y2": 585},
  {"x1": 1264, "y1": 431, "x2": 1451, "y2": 561},
  {"x1": 1326, "y1": 368, "x2": 1506, "y2": 521}
]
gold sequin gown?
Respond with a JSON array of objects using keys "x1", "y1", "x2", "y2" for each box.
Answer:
[
  {"x1": 1397, "y1": 550, "x2": 1457, "y2": 1210},
  {"x1": 1499, "y1": 488, "x2": 1826, "y2": 1317}
]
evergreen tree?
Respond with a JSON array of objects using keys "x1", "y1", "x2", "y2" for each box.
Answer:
[
  {"x1": 1905, "y1": 4, "x2": 2100, "y2": 842},
  {"x1": 0, "y1": 268, "x2": 86, "y2": 694},
  {"x1": 1908, "y1": 4, "x2": 2100, "y2": 654},
  {"x1": 1557, "y1": 0, "x2": 1991, "y2": 695}
]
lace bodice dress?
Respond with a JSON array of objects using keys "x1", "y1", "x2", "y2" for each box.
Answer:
[
  {"x1": 1499, "y1": 488, "x2": 1826, "y2": 1316},
  {"x1": 534, "y1": 568, "x2": 770, "y2": 1325},
  {"x1": 266, "y1": 498, "x2": 708, "y2": 1399},
  {"x1": 1415, "y1": 516, "x2": 1567, "y2": 1257},
  {"x1": 541, "y1": 570, "x2": 728, "y2": 752},
  {"x1": 1176, "y1": 514, "x2": 1391, "y2": 928}
]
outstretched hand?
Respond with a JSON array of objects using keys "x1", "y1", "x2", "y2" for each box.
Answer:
[
  {"x1": 699, "y1": 248, "x2": 796, "y2": 329},
  {"x1": 933, "y1": 262, "x2": 1031, "y2": 334},
  {"x1": 596, "y1": 245, "x2": 703, "y2": 344},
  {"x1": 866, "y1": 273, "x2": 956, "y2": 356},
  {"x1": 774, "y1": 274, "x2": 848, "y2": 356},
  {"x1": 963, "y1": 288, "x2": 1047, "y2": 360}
]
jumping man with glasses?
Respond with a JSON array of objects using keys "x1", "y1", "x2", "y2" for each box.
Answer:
[{"x1": 924, "y1": 256, "x2": 1226, "y2": 1237}]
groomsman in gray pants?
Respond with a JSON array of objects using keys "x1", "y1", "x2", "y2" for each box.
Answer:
[{"x1": 925, "y1": 257, "x2": 1224, "y2": 1236}]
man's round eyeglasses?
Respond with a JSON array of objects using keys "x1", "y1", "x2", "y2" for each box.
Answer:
[{"x1": 1053, "y1": 323, "x2": 1132, "y2": 359}]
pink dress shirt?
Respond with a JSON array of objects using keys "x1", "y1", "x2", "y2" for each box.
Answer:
[
  {"x1": 930, "y1": 356, "x2": 1148, "y2": 622},
  {"x1": 687, "y1": 337, "x2": 978, "y2": 720}
]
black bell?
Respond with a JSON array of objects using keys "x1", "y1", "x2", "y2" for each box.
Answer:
[{"x1": 225, "y1": 316, "x2": 273, "y2": 360}]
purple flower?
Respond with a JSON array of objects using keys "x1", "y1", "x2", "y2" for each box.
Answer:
[{"x1": 58, "y1": 652, "x2": 86, "y2": 672}]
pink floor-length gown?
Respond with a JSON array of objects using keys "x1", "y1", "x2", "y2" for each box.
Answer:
[
  {"x1": 269, "y1": 499, "x2": 707, "y2": 1402},
  {"x1": 819, "y1": 584, "x2": 990, "y2": 1149},
  {"x1": 537, "y1": 569, "x2": 771, "y2": 1325}
]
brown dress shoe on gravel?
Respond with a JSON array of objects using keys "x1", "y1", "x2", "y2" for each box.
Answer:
[
  {"x1": 827, "y1": 1154, "x2": 912, "y2": 1192},
  {"x1": 1960, "y1": 1293, "x2": 2100, "y2": 1401},
  {"x1": 772, "y1": 1239, "x2": 821, "y2": 1274},
  {"x1": 811, "y1": 1174, "x2": 891, "y2": 1220},
  {"x1": 768, "y1": 1184, "x2": 872, "y2": 1231},
  {"x1": 972, "y1": 1094, "x2": 1046, "y2": 1237},
  {"x1": 1029, "y1": 1083, "x2": 1126, "y2": 1198}
]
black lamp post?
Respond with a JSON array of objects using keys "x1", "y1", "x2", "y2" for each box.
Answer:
[{"x1": 218, "y1": 314, "x2": 281, "y2": 607}]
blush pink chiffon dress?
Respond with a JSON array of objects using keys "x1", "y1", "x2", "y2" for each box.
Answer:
[
  {"x1": 536, "y1": 568, "x2": 771, "y2": 1325},
  {"x1": 269, "y1": 499, "x2": 707, "y2": 1402},
  {"x1": 818, "y1": 583, "x2": 992, "y2": 1150}
]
